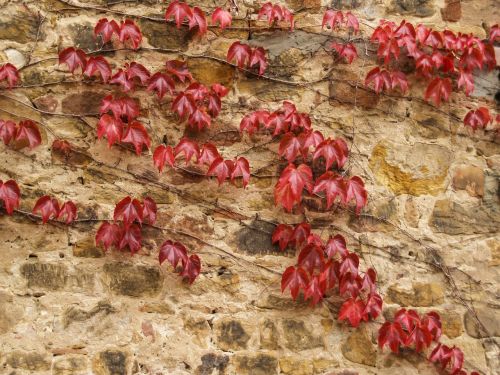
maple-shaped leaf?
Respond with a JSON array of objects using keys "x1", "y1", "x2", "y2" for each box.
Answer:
[
  {"x1": 463, "y1": 107, "x2": 491, "y2": 131},
  {"x1": 390, "y1": 70, "x2": 408, "y2": 93},
  {"x1": 313, "y1": 138, "x2": 348, "y2": 170},
  {"x1": 320, "y1": 259, "x2": 340, "y2": 290},
  {"x1": 282, "y1": 6, "x2": 294, "y2": 30},
  {"x1": 274, "y1": 163, "x2": 313, "y2": 212},
  {"x1": 365, "y1": 67, "x2": 391, "y2": 93},
  {"x1": 303, "y1": 275, "x2": 325, "y2": 306},
  {"x1": 147, "y1": 72, "x2": 175, "y2": 100},
  {"x1": 185, "y1": 82, "x2": 209, "y2": 101},
  {"x1": 272, "y1": 224, "x2": 294, "y2": 251},
  {"x1": 52, "y1": 139, "x2": 73, "y2": 159},
  {"x1": 339, "y1": 252, "x2": 359, "y2": 276},
  {"x1": 429, "y1": 343, "x2": 453, "y2": 369},
  {"x1": 165, "y1": 0, "x2": 193, "y2": 28},
  {"x1": 121, "y1": 121, "x2": 151, "y2": 155},
  {"x1": 211, "y1": 83, "x2": 229, "y2": 98},
  {"x1": 395, "y1": 20, "x2": 416, "y2": 40},
  {"x1": 33, "y1": 195, "x2": 60, "y2": 224},
  {"x1": 97, "y1": 114, "x2": 124, "y2": 148},
  {"x1": 0, "y1": 63, "x2": 20, "y2": 88},
  {"x1": 0, "y1": 119, "x2": 16, "y2": 145},
  {"x1": 142, "y1": 196, "x2": 157, "y2": 224},
  {"x1": 197, "y1": 142, "x2": 220, "y2": 166},
  {"x1": 415, "y1": 24, "x2": 430, "y2": 44},
  {"x1": 58, "y1": 47, "x2": 87, "y2": 74},
  {"x1": 345, "y1": 176, "x2": 367, "y2": 214},
  {"x1": 240, "y1": 110, "x2": 270, "y2": 135},
  {"x1": 249, "y1": 47, "x2": 268, "y2": 75},
  {"x1": 313, "y1": 171, "x2": 346, "y2": 209},
  {"x1": 118, "y1": 223, "x2": 142, "y2": 254},
  {"x1": 363, "y1": 292, "x2": 383, "y2": 320},
  {"x1": 322, "y1": 9, "x2": 344, "y2": 30},
  {"x1": 153, "y1": 144, "x2": 175, "y2": 172},
  {"x1": 83, "y1": 56, "x2": 112, "y2": 82},
  {"x1": 457, "y1": 69, "x2": 474, "y2": 96},
  {"x1": 207, "y1": 93, "x2": 222, "y2": 118},
  {"x1": 331, "y1": 42, "x2": 358, "y2": 64},
  {"x1": 100, "y1": 95, "x2": 139, "y2": 121},
  {"x1": 378, "y1": 321, "x2": 407, "y2": 353},
  {"x1": 188, "y1": 107, "x2": 211, "y2": 131},
  {"x1": 281, "y1": 265, "x2": 309, "y2": 300},
  {"x1": 110, "y1": 69, "x2": 135, "y2": 92},
  {"x1": 345, "y1": 11, "x2": 359, "y2": 33},
  {"x1": 230, "y1": 157, "x2": 250, "y2": 188},
  {"x1": 395, "y1": 308, "x2": 421, "y2": 331},
  {"x1": 211, "y1": 7, "x2": 232, "y2": 29},
  {"x1": 339, "y1": 272, "x2": 362, "y2": 298},
  {"x1": 165, "y1": 60, "x2": 193, "y2": 82},
  {"x1": 95, "y1": 222, "x2": 123, "y2": 251},
  {"x1": 301, "y1": 130, "x2": 324, "y2": 152},
  {"x1": 180, "y1": 254, "x2": 201, "y2": 283},
  {"x1": 0, "y1": 179, "x2": 20, "y2": 215},
  {"x1": 442, "y1": 29, "x2": 457, "y2": 49},
  {"x1": 188, "y1": 7, "x2": 207, "y2": 34},
  {"x1": 416, "y1": 54, "x2": 434, "y2": 77},
  {"x1": 422, "y1": 311, "x2": 442, "y2": 341},
  {"x1": 424, "y1": 77, "x2": 452, "y2": 106},
  {"x1": 114, "y1": 196, "x2": 143, "y2": 227},
  {"x1": 338, "y1": 297, "x2": 365, "y2": 327},
  {"x1": 377, "y1": 38, "x2": 400, "y2": 64},
  {"x1": 279, "y1": 132, "x2": 304, "y2": 163},
  {"x1": 94, "y1": 18, "x2": 120, "y2": 43},
  {"x1": 298, "y1": 244, "x2": 325, "y2": 274},
  {"x1": 490, "y1": 24, "x2": 500, "y2": 42},
  {"x1": 227, "y1": 41, "x2": 252, "y2": 69},
  {"x1": 174, "y1": 138, "x2": 200, "y2": 164},
  {"x1": 405, "y1": 322, "x2": 433, "y2": 352},
  {"x1": 172, "y1": 92, "x2": 196, "y2": 119},
  {"x1": 57, "y1": 201, "x2": 77, "y2": 224},
  {"x1": 360, "y1": 268, "x2": 377, "y2": 294},
  {"x1": 119, "y1": 19, "x2": 142, "y2": 49},
  {"x1": 292, "y1": 222, "x2": 311, "y2": 247},
  {"x1": 266, "y1": 112, "x2": 288, "y2": 135},
  {"x1": 325, "y1": 234, "x2": 348, "y2": 259},
  {"x1": 125, "y1": 62, "x2": 150, "y2": 85},
  {"x1": 159, "y1": 240, "x2": 188, "y2": 268},
  {"x1": 258, "y1": 3, "x2": 283, "y2": 25},
  {"x1": 425, "y1": 30, "x2": 443, "y2": 49},
  {"x1": 15, "y1": 120, "x2": 42, "y2": 149},
  {"x1": 207, "y1": 157, "x2": 234, "y2": 185}
]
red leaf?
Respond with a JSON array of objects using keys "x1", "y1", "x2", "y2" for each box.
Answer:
[
  {"x1": 119, "y1": 223, "x2": 142, "y2": 254},
  {"x1": 142, "y1": 196, "x2": 157, "y2": 224},
  {"x1": 274, "y1": 163, "x2": 313, "y2": 212},
  {"x1": 325, "y1": 234, "x2": 348, "y2": 259},
  {"x1": 95, "y1": 222, "x2": 123, "y2": 251},
  {"x1": 114, "y1": 196, "x2": 143, "y2": 227},
  {"x1": 390, "y1": 70, "x2": 409, "y2": 93},
  {"x1": 119, "y1": 19, "x2": 142, "y2": 49},
  {"x1": 272, "y1": 224, "x2": 294, "y2": 251},
  {"x1": 33, "y1": 195, "x2": 60, "y2": 224},
  {"x1": 240, "y1": 110, "x2": 270, "y2": 134},
  {"x1": 429, "y1": 343, "x2": 452, "y2": 368},
  {"x1": 230, "y1": 157, "x2": 250, "y2": 188},
  {"x1": 174, "y1": 138, "x2": 200, "y2": 164},
  {"x1": 0, "y1": 179, "x2": 20, "y2": 215},
  {"x1": 339, "y1": 252, "x2": 359, "y2": 276},
  {"x1": 100, "y1": 95, "x2": 140, "y2": 121},
  {"x1": 258, "y1": 3, "x2": 283, "y2": 25},
  {"x1": 52, "y1": 139, "x2": 72, "y2": 157},
  {"x1": 363, "y1": 292, "x2": 383, "y2": 320},
  {"x1": 207, "y1": 157, "x2": 234, "y2": 185},
  {"x1": 378, "y1": 321, "x2": 407, "y2": 353},
  {"x1": 147, "y1": 72, "x2": 175, "y2": 100},
  {"x1": 188, "y1": 107, "x2": 211, "y2": 131},
  {"x1": 416, "y1": 24, "x2": 430, "y2": 44},
  {"x1": 345, "y1": 176, "x2": 367, "y2": 214},
  {"x1": 58, "y1": 47, "x2": 87, "y2": 74},
  {"x1": 279, "y1": 132, "x2": 304, "y2": 163},
  {"x1": 180, "y1": 254, "x2": 201, "y2": 283},
  {"x1": 320, "y1": 259, "x2": 340, "y2": 290},
  {"x1": 395, "y1": 308, "x2": 421, "y2": 331},
  {"x1": 15, "y1": 120, "x2": 42, "y2": 149},
  {"x1": 422, "y1": 311, "x2": 442, "y2": 341},
  {"x1": 365, "y1": 67, "x2": 391, "y2": 93},
  {"x1": 292, "y1": 222, "x2": 311, "y2": 247},
  {"x1": 0, "y1": 119, "x2": 16, "y2": 145},
  {"x1": 464, "y1": 107, "x2": 491, "y2": 131},
  {"x1": 165, "y1": 60, "x2": 193, "y2": 83},
  {"x1": 322, "y1": 9, "x2": 344, "y2": 30},
  {"x1": 165, "y1": 0, "x2": 193, "y2": 28},
  {"x1": 457, "y1": 69, "x2": 475, "y2": 96},
  {"x1": 211, "y1": 83, "x2": 229, "y2": 97},
  {"x1": 331, "y1": 42, "x2": 358, "y2": 64},
  {"x1": 125, "y1": 62, "x2": 150, "y2": 85},
  {"x1": 339, "y1": 272, "x2": 362, "y2": 298},
  {"x1": 313, "y1": 138, "x2": 348, "y2": 170},
  {"x1": 303, "y1": 275, "x2": 325, "y2": 305},
  {"x1": 153, "y1": 144, "x2": 175, "y2": 172},
  {"x1": 207, "y1": 93, "x2": 222, "y2": 117},
  {"x1": 425, "y1": 30, "x2": 443, "y2": 49},
  {"x1": 338, "y1": 297, "x2": 365, "y2": 327},
  {"x1": 313, "y1": 171, "x2": 346, "y2": 209},
  {"x1": 198, "y1": 142, "x2": 220, "y2": 166},
  {"x1": 57, "y1": 201, "x2": 77, "y2": 224},
  {"x1": 227, "y1": 41, "x2": 252, "y2": 69},
  {"x1": 490, "y1": 24, "x2": 500, "y2": 42},
  {"x1": 188, "y1": 7, "x2": 207, "y2": 34},
  {"x1": 97, "y1": 114, "x2": 124, "y2": 147},
  {"x1": 281, "y1": 265, "x2": 309, "y2": 300},
  {"x1": 345, "y1": 11, "x2": 359, "y2": 33},
  {"x1": 298, "y1": 244, "x2": 325, "y2": 274},
  {"x1": 377, "y1": 38, "x2": 400, "y2": 64},
  {"x1": 424, "y1": 77, "x2": 452, "y2": 106},
  {"x1": 361, "y1": 268, "x2": 377, "y2": 294},
  {"x1": 249, "y1": 47, "x2": 268, "y2": 75},
  {"x1": 301, "y1": 130, "x2": 324, "y2": 151},
  {"x1": 185, "y1": 82, "x2": 209, "y2": 101},
  {"x1": 84, "y1": 56, "x2": 112, "y2": 82},
  {"x1": 110, "y1": 69, "x2": 135, "y2": 92},
  {"x1": 416, "y1": 54, "x2": 434, "y2": 77},
  {"x1": 211, "y1": 7, "x2": 232, "y2": 30},
  {"x1": 0, "y1": 63, "x2": 20, "y2": 87},
  {"x1": 121, "y1": 121, "x2": 151, "y2": 155},
  {"x1": 94, "y1": 18, "x2": 120, "y2": 43},
  {"x1": 405, "y1": 322, "x2": 433, "y2": 352},
  {"x1": 172, "y1": 92, "x2": 196, "y2": 119},
  {"x1": 159, "y1": 240, "x2": 188, "y2": 268}
]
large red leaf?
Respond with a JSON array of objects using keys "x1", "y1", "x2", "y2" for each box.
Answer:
[
  {"x1": 198, "y1": 143, "x2": 220, "y2": 166},
  {"x1": 424, "y1": 77, "x2": 452, "y2": 106},
  {"x1": 249, "y1": 47, "x2": 268, "y2": 75},
  {"x1": 188, "y1": 7, "x2": 207, "y2": 34},
  {"x1": 159, "y1": 240, "x2": 188, "y2": 268},
  {"x1": 174, "y1": 138, "x2": 200, "y2": 164},
  {"x1": 165, "y1": 60, "x2": 193, "y2": 82},
  {"x1": 119, "y1": 19, "x2": 142, "y2": 49},
  {"x1": 125, "y1": 62, "x2": 150, "y2": 85},
  {"x1": 338, "y1": 297, "x2": 365, "y2": 327},
  {"x1": 281, "y1": 265, "x2": 309, "y2": 300},
  {"x1": 0, "y1": 179, "x2": 20, "y2": 215},
  {"x1": 121, "y1": 121, "x2": 151, "y2": 155},
  {"x1": 15, "y1": 120, "x2": 42, "y2": 149},
  {"x1": 110, "y1": 69, "x2": 135, "y2": 92},
  {"x1": 95, "y1": 222, "x2": 123, "y2": 251},
  {"x1": 114, "y1": 196, "x2": 143, "y2": 227},
  {"x1": 463, "y1": 107, "x2": 491, "y2": 131},
  {"x1": 303, "y1": 275, "x2": 326, "y2": 306},
  {"x1": 57, "y1": 201, "x2": 78, "y2": 224},
  {"x1": 33, "y1": 195, "x2": 60, "y2": 224},
  {"x1": 97, "y1": 114, "x2": 124, "y2": 148},
  {"x1": 58, "y1": 47, "x2": 87, "y2": 74},
  {"x1": 325, "y1": 234, "x2": 348, "y2": 259},
  {"x1": 172, "y1": 92, "x2": 196, "y2": 119},
  {"x1": 147, "y1": 72, "x2": 175, "y2": 100},
  {"x1": 227, "y1": 41, "x2": 252, "y2": 69}
]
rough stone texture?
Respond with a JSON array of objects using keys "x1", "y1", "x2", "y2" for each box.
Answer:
[{"x1": 0, "y1": 0, "x2": 498, "y2": 374}]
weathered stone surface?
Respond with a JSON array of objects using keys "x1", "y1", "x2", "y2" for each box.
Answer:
[
  {"x1": 282, "y1": 319, "x2": 323, "y2": 351},
  {"x1": 61, "y1": 91, "x2": 105, "y2": 115},
  {"x1": 0, "y1": 5, "x2": 38, "y2": 44},
  {"x1": 237, "y1": 219, "x2": 280, "y2": 254},
  {"x1": 53, "y1": 355, "x2": 90, "y2": 375},
  {"x1": 63, "y1": 301, "x2": 116, "y2": 328},
  {"x1": 92, "y1": 350, "x2": 130, "y2": 375},
  {"x1": 440, "y1": 309, "x2": 464, "y2": 339},
  {"x1": 341, "y1": 326, "x2": 377, "y2": 367},
  {"x1": 260, "y1": 318, "x2": 280, "y2": 350},
  {"x1": 234, "y1": 353, "x2": 279, "y2": 375},
  {"x1": 390, "y1": 0, "x2": 436, "y2": 17},
  {"x1": 20, "y1": 262, "x2": 68, "y2": 290},
  {"x1": 0, "y1": 291, "x2": 23, "y2": 334},
  {"x1": 5, "y1": 351, "x2": 51, "y2": 371},
  {"x1": 103, "y1": 262, "x2": 162, "y2": 297},
  {"x1": 215, "y1": 318, "x2": 251, "y2": 351},
  {"x1": 279, "y1": 356, "x2": 314, "y2": 375},
  {"x1": 196, "y1": 353, "x2": 229, "y2": 375},
  {"x1": 138, "y1": 19, "x2": 189, "y2": 49},
  {"x1": 464, "y1": 307, "x2": 500, "y2": 338},
  {"x1": 452, "y1": 165, "x2": 485, "y2": 197},
  {"x1": 386, "y1": 282, "x2": 445, "y2": 307},
  {"x1": 441, "y1": 0, "x2": 462, "y2": 21},
  {"x1": 184, "y1": 316, "x2": 211, "y2": 348}
]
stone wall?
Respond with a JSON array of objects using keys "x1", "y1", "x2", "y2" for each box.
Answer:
[{"x1": 0, "y1": 0, "x2": 498, "y2": 374}]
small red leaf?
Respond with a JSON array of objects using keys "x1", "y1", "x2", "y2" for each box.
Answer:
[
  {"x1": 15, "y1": 120, "x2": 42, "y2": 149},
  {"x1": 121, "y1": 121, "x2": 151, "y2": 155},
  {"x1": 153, "y1": 144, "x2": 175, "y2": 172},
  {"x1": 147, "y1": 72, "x2": 175, "y2": 100},
  {"x1": 119, "y1": 223, "x2": 142, "y2": 254},
  {"x1": 172, "y1": 92, "x2": 196, "y2": 119},
  {"x1": 249, "y1": 47, "x2": 268, "y2": 75},
  {"x1": 378, "y1": 321, "x2": 407, "y2": 353},
  {"x1": 94, "y1": 18, "x2": 120, "y2": 43},
  {"x1": 159, "y1": 240, "x2": 188, "y2": 268},
  {"x1": 338, "y1": 297, "x2": 365, "y2": 327},
  {"x1": 165, "y1": 60, "x2": 193, "y2": 82},
  {"x1": 227, "y1": 41, "x2": 252, "y2": 69},
  {"x1": 142, "y1": 196, "x2": 157, "y2": 225},
  {"x1": 125, "y1": 62, "x2": 150, "y2": 85},
  {"x1": 0, "y1": 179, "x2": 20, "y2": 215},
  {"x1": 303, "y1": 275, "x2": 325, "y2": 306},
  {"x1": 230, "y1": 157, "x2": 250, "y2": 188},
  {"x1": 0, "y1": 119, "x2": 16, "y2": 145},
  {"x1": 57, "y1": 201, "x2": 77, "y2": 224},
  {"x1": 97, "y1": 114, "x2": 124, "y2": 148},
  {"x1": 281, "y1": 265, "x2": 309, "y2": 300},
  {"x1": 58, "y1": 47, "x2": 87, "y2": 74},
  {"x1": 33, "y1": 195, "x2": 60, "y2": 224},
  {"x1": 110, "y1": 69, "x2": 135, "y2": 92},
  {"x1": 180, "y1": 254, "x2": 201, "y2": 283},
  {"x1": 325, "y1": 234, "x2": 348, "y2": 259},
  {"x1": 165, "y1": 0, "x2": 193, "y2": 28},
  {"x1": 313, "y1": 171, "x2": 346, "y2": 209},
  {"x1": 207, "y1": 157, "x2": 234, "y2": 185},
  {"x1": 345, "y1": 176, "x2": 367, "y2": 214},
  {"x1": 272, "y1": 224, "x2": 294, "y2": 251},
  {"x1": 119, "y1": 19, "x2": 142, "y2": 49},
  {"x1": 198, "y1": 142, "x2": 220, "y2": 166},
  {"x1": 424, "y1": 77, "x2": 452, "y2": 106},
  {"x1": 298, "y1": 244, "x2": 325, "y2": 274},
  {"x1": 114, "y1": 196, "x2": 143, "y2": 227},
  {"x1": 174, "y1": 138, "x2": 200, "y2": 164},
  {"x1": 463, "y1": 107, "x2": 492, "y2": 131},
  {"x1": 188, "y1": 7, "x2": 207, "y2": 34},
  {"x1": 211, "y1": 7, "x2": 232, "y2": 29},
  {"x1": 84, "y1": 56, "x2": 112, "y2": 83},
  {"x1": 96, "y1": 222, "x2": 123, "y2": 251},
  {"x1": 0, "y1": 63, "x2": 20, "y2": 88}
]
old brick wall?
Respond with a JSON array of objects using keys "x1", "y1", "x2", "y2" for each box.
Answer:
[{"x1": 0, "y1": 0, "x2": 498, "y2": 374}]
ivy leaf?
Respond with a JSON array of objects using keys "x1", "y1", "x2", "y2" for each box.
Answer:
[
  {"x1": 198, "y1": 142, "x2": 220, "y2": 166},
  {"x1": 0, "y1": 63, "x2": 20, "y2": 87},
  {"x1": 174, "y1": 138, "x2": 200, "y2": 164},
  {"x1": 395, "y1": 308, "x2": 421, "y2": 331},
  {"x1": 0, "y1": 179, "x2": 20, "y2": 215},
  {"x1": 313, "y1": 138, "x2": 348, "y2": 170},
  {"x1": 325, "y1": 234, "x2": 348, "y2": 259},
  {"x1": 490, "y1": 24, "x2": 500, "y2": 42},
  {"x1": 365, "y1": 67, "x2": 391, "y2": 93},
  {"x1": 211, "y1": 83, "x2": 229, "y2": 97},
  {"x1": 97, "y1": 114, "x2": 124, "y2": 148},
  {"x1": 378, "y1": 321, "x2": 407, "y2": 353},
  {"x1": 279, "y1": 132, "x2": 304, "y2": 163},
  {"x1": 119, "y1": 19, "x2": 142, "y2": 49},
  {"x1": 165, "y1": 60, "x2": 193, "y2": 82},
  {"x1": 185, "y1": 82, "x2": 209, "y2": 101},
  {"x1": 303, "y1": 275, "x2": 325, "y2": 306},
  {"x1": 463, "y1": 107, "x2": 492, "y2": 131},
  {"x1": 180, "y1": 254, "x2": 201, "y2": 283},
  {"x1": 405, "y1": 322, "x2": 433, "y2": 352},
  {"x1": 377, "y1": 38, "x2": 400, "y2": 64},
  {"x1": 422, "y1": 311, "x2": 442, "y2": 341},
  {"x1": 416, "y1": 54, "x2": 434, "y2": 77},
  {"x1": 57, "y1": 201, "x2": 78, "y2": 224},
  {"x1": 125, "y1": 62, "x2": 150, "y2": 85},
  {"x1": 281, "y1": 265, "x2": 309, "y2": 300},
  {"x1": 94, "y1": 18, "x2": 120, "y2": 43},
  {"x1": 274, "y1": 163, "x2": 313, "y2": 212},
  {"x1": 272, "y1": 224, "x2": 294, "y2": 251},
  {"x1": 390, "y1": 70, "x2": 409, "y2": 93},
  {"x1": 114, "y1": 196, "x2": 143, "y2": 227},
  {"x1": 100, "y1": 95, "x2": 139, "y2": 121},
  {"x1": 58, "y1": 47, "x2": 87, "y2": 74},
  {"x1": 339, "y1": 272, "x2": 362, "y2": 298},
  {"x1": 121, "y1": 121, "x2": 151, "y2": 155},
  {"x1": 95, "y1": 222, "x2": 123, "y2": 251},
  {"x1": 211, "y1": 7, "x2": 232, "y2": 29},
  {"x1": 33, "y1": 195, "x2": 60, "y2": 224},
  {"x1": 322, "y1": 9, "x2": 344, "y2": 30},
  {"x1": 15, "y1": 120, "x2": 42, "y2": 149},
  {"x1": 83, "y1": 56, "x2": 112, "y2": 83},
  {"x1": 361, "y1": 268, "x2": 377, "y2": 294},
  {"x1": 188, "y1": 107, "x2": 211, "y2": 131},
  {"x1": 230, "y1": 157, "x2": 251, "y2": 188},
  {"x1": 240, "y1": 110, "x2": 270, "y2": 134},
  {"x1": 339, "y1": 252, "x2": 359, "y2": 277},
  {"x1": 147, "y1": 72, "x2": 175, "y2": 100},
  {"x1": 249, "y1": 47, "x2": 268, "y2": 75},
  {"x1": 429, "y1": 343, "x2": 452, "y2": 368},
  {"x1": 227, "y1": 41, "x2": 252, "y2": 69},
  {"x1": 345, "y1": 176, "x2": 368, "y2": 214},
  {"x1": 345, "y1": 11, "x2": 359, "y2": 33},
  {"x1": 207, "y1": 93, "x2": 222, "y2": 117},
  {"x1": 0, "y1": 119, "x2": 16, "y2": 145},
  {"x1": 110, "y1": 68, "x2": 135, "y2": 92},
  {"x1": 207, "y1": 157, "x2": 234, "y2": 185},
  {"x1": 331, "y1": 42, "x2": 358, "y2": 64},
  {"x1": 425, "y1": 30, "x2": 443, "y2": 49},
  {"x1": 258, "y1": 3, "x2": 283, "y2": 25},
  {"x1": 153, "y1": 145, "x2": 175, "y2": 172},
  {"x1": 338, "y1": 298, "x2": 365, "y2": 327},
  {"x1": 292, "y1": 222, "x2": 311, "y2": 247},
  {"x1": 118, "y1": 223, "x2": 142, "y2": 254},
  {"x1": 320, "y1": 259, "x2": 340, "y2": 290},
  {"x1": 313, "y1": 171, "x2": 346, "y2": 209},
  {"x1": 298, "y1": 244, "x2": 325, "y2": 274},
  {"x1": 424, "y1": 77, "x2": 452, "y2": 106},
  {"x1": 142, "y1": 196, "x2": 157, "y2": 225},
  {"x1": 159, "y1": 240, "x2": 188, "y2": 268},
  {"x1": 172, "y1": 92, "x2": 196, "y2": 119},
  {"x1": 165, "y1": 0, "x2": 193, "y2": 28},
  {"x1": 363, "y1": 292, "x2": 383, "y2": 320},
  {"x1": 188, "y1": 7, "x2": 207, "y2": 34},
  {"x1": 457, "y1": 69, "x2": 474, "y2": 96},
  {"x1": 416, "y1": 24, "x2": 430, "y2": 44},
  {"x1": 301, "y1": 130, "x2": 324, "y2": 152}
]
